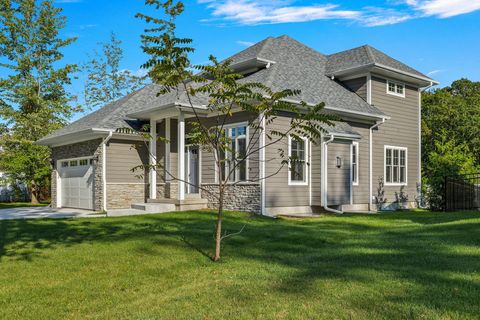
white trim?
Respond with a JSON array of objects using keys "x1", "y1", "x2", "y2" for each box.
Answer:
[
  {"x1": 287, "y1": 135, "x2": 309, "y2": 186},
  {"x1": 367, "y1": 73, "x2": 372, "y2": 104},
  {"x1": 177, "y1": 111, "x2": 185, "y2": 200},
  {"x1": 259, "y1": 113, "x2": 266, "y2": 215},
  {"x1": 149, "y1": 118, "x2": 157, "y2": 199},
  {"x1": 223, "y1": 121, "x2": 249, "y2": 183},
  {"x1": 386, "y1": 79, "x2": 406, "y2": 98},
  {"x1": 369, "y1": 119, "x2": 385, "y2": 211},
  {"x1": 418, "y1": 88, "x2": 422, "y2": 186},
  {"x1": 351, "y1": 141, "x2": 359, "y2": 186},
  {"x1": 309, "y1": 136, "x2": 312, "y2": 206},
  {"x1": 102, "y1": 131, "x2": 113, "y2": 212},
  {"x1": 384, "y1": 145, "x2": 408, "y2": 186}
]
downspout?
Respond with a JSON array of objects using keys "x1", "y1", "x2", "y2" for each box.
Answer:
[
  {"x1": 369, "y1": 118, "x2": 386, "y2": 211},
  {"x1": 102, "y1": 131, "x2": 113, "y2": 214},
  {"x1": 323, "y1": 135, "x2": 343, "y2": 214}
]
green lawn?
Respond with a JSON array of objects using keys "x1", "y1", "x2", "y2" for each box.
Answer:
[
  {"x1": 0, "y1": 211, "x2": 479, "y2": 319},
  {"x1": 0, "y1": 201, "x2": 48, "y2": 210}
]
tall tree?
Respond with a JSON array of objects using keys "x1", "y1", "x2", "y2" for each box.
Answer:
[
  {"x1": 422, "y1": 78, "x2": 480, "y2": 209},
  {"x1": 0, "y1": 0, "x2": 78, "y2": 203},
  {"x1": 135, "y1": 1, "x2": 333, "y2": 261},
  {"x1": 83, "y1": 32, "x2": 147, "y2": 110}
]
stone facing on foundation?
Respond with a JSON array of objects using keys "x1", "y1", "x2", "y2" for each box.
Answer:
[
  {"x1": 201, "y1": 183, "x2": 261, "y2": 213},
  {"x1": 107, "y1": 183, "x2": 148, "y2": 209},
  {"x1": 51, "y1": 139, "x2": 103, "y2": 211}
]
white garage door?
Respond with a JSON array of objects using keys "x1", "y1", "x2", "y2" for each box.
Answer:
[{"x1": 59, "y1": 158, "x2": 94, "y2": 210}]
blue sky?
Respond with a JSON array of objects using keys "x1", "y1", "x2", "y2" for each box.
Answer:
[{"x1": 13, "y1": 0, "x2": 480, "y2": 118}]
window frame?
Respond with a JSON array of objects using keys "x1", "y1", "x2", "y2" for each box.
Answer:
[
  {"x1": 219, "y1": 122, "x2": 249, "y2": 183},
  {"x1": 386, "y1": 79, "x2": 406, "y2": 98},
  {"x1": 351, "y1": 141, "x2": 359, "y2": 186},
  {"x1": 384, "y1": 145, "x2": 408, "y2": 186},
  {"x1": 288, "y1": 135, "x2": 309, "y2": 186}
]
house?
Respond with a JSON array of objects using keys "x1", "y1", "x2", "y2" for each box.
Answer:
[{"x1": 36, "y1": 35, "x2": 437, "y2": 215}]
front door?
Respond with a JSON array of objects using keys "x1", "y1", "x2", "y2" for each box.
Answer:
[{"x1": 185, "y1": 145, "x2": 200, "y2": 194}]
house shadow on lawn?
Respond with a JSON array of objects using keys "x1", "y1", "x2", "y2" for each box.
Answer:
[{"x1": 0, "y1": 210, "x2": 479, "y2": 317}]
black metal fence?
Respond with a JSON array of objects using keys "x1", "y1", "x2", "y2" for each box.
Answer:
[{"x1": 444, "y1": 173, "x2": 480, "y2": 211}]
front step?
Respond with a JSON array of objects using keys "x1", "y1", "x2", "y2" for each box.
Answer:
[
  {"x1": 131, "y1": 203, "x2": 176, "y2": 213},
  {"x1": 147, "y1": 198, "x2": 208, "y2": 211}
]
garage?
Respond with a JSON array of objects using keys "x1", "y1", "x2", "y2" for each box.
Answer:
[{"x1": 58, "y1": 157, "x2": 95, "y2": 210}]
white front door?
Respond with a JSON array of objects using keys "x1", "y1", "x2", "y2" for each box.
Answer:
[
  {"x1": 185, "y1": 146, "x2": 200, "y2": 194},
  {"x1": 59, "y1": 158, "x2": 94, "y2": 210}
]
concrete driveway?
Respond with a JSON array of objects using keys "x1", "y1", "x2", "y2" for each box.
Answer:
[{"x1": 0, "y1": 206, "x2": 104, "y2": 220}]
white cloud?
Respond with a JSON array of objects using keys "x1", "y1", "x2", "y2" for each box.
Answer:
[
  {"x1": 410, "y1": 0, "x2": 480, "y2": 18},
  {"x1": 201, "y1": 1, "x2": 360, "y2": 25},
  {"x1": 199, "y1": 0, "x2": 480, "y2": 27},
  {"x1": 237, "y1": 40, "x2": 255, "y2": 46},
  {"x1": 427, "y1": 69, "x2": 445, "y2": 76}
]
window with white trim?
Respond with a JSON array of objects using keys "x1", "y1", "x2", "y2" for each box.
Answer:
[
  {"x1": 222, "y1": 124, "x2": 248, "y2": 182},
  {"x1": 288, "y1": 136, "x2": 308, "y2": 185},
  {"x1": 385, "y1": 146, "x2": 407, "y2": 185},
  {"x1": 387, "y1": 80, "x2": 405, "y2": 97},
  {"x1": 352, "y1": 142, "x2": 359, "y2": 185}
]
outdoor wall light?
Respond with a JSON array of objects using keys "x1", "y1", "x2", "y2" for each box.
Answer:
[{"x1": 336, "y1": 156, "x2": 342, "y2": 168}]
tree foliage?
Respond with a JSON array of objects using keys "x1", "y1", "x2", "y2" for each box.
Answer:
[
  {"x1": 422, "y1": 78, "x2": 480, "y2": 209},
  {"x1": 135, "y1": 0, "x2": 333, "y2": 261},
  {"x1": 0, "y1": 0, "x2": 78, "y2": 203},
  {"x1": 83, "y1": 32, "x2": 147, "y2": 110}
]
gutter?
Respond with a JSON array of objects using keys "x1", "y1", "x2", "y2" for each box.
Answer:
[
  {"x1": 102, "y1": 130, "x2": 113, "y2": 213},
  {"x1": 369, "y1": 118, "x2": 386, "y2": 211},
  {"x1": 322, "y1": 135, "x2": 343, "y2": 214}
]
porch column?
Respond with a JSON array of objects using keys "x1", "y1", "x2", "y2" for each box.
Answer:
[
  {"x1": 164, "y1": 118, "x2": 171, "y2": 181},
  {"x1": 177, "y1": 111, "x2": 185, "y2": 200},
  {"x1": 149, "y1": 118, "x2": 157, "y2": 199}
]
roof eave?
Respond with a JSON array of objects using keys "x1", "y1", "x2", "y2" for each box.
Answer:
[{"x1": 35, "y1": 128, "x2": 113, "y2": 147}]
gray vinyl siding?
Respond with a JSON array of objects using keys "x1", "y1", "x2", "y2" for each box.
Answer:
[
  {"x1": 343, "y1": 77, "x2": 367, "y2": 101},
  {"x1": 188, "y1": 111, "x2": 260, "y2": 184},
  {"x1": 310, "y1": 138, "x2": 322, "y2": 205},
  {"x1": 265, "y1": 115, "x2": 310, "y2": 208},
  {"x1": 326, "y1": 140, "x2": 351, "y2": 206},
  {"x1": 349, "y1": 122, "x2": 370, "y2": 204},
  {"x1": 371, "y1": 75, "x2": 420, "y2": 204},
  {"x1": 106, "y1": 139, "x2": 149, "y2": 184}
]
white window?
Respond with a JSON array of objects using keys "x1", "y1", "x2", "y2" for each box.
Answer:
[
  {"x1": 79, "y1": 159, "x2": 88, "y2": 166},
  {"x1": 386, "y1": 80, "x2": 405, "y2": 97},
  {"x1": 385, "y1": 146, "x2": 407, "y2": 185},
  {"x1": 222, "y1": 124, "x2": 248, "y2": 182},
  {"x1": 288, "y1": 135, "x2": 308, "y2": 185},
  {"x1": 352, "y1": 142, "x2": 359, "y2": 185},
  {"x1": 69, "y1": 160, "x2": 78, "y2": 167}
]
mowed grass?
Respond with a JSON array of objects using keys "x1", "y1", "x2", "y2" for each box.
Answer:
[
  {"x1": 0, "y1": 202, "x2": 48, "y2": 210},
  {"x1": 0, "y1": 211, "x2": 479, "y2": 319}
]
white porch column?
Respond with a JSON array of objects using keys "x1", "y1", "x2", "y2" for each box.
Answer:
[
  {"x1": 177, "y1": 111, "x2": 185, "y2": 200},
  {"x1": 149, "y1": 118, "x2": 157, "y2": 199},
  {"x1": 164, "y1": 118, "x2": 171, "y2": 181}
]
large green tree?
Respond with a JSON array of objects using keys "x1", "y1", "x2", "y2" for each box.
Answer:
[
  {"x1": 0, "y1": 0, "x2": 78, "y2": 203},
  {"x1": 83, "y1": 32, "x2": 147, "y2": 110},
  {"x1": 422, "y1": 78, "x2": 480, "y2": 209}
]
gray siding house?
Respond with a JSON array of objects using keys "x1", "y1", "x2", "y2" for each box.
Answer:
[{"x1": 36, "y1": 36, "x2": 437, "y2": 215}]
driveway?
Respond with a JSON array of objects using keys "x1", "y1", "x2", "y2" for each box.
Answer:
[{"x1": 0, "y1": 207, "x2": 104, "y2": 220}]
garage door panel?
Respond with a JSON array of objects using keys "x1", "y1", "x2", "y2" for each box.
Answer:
[{"x1": 60, "y1": 160, "x2": 94, "y2": 210}]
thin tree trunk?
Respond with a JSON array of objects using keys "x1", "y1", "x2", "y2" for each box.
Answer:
[{"x1": 213, "y1": 191, "x2": 224, "y2": 262}]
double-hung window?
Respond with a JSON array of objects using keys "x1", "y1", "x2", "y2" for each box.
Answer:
[
  {"x1": 352, "y1": 142, "x2": 359, "y2": 185},
  {"x1": 387, "y1": 80, "x2": 405, "y2": 97},
  {"x1": 385, "y1": 146, "x2": 407, "y2": 185},
  {"x1": 222, "y1": 124, "x2": 248, "y2": 182},
  {"x1": 288, "y1": 136, "x2": 308, "y2": 185}
]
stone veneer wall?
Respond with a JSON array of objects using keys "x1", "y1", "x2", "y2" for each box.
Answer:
[
  {"x1": 107, "y1": 183, "x2": 171, "y2": 209},
  {"x1": 51, "y1": 139, "x2": 103, "y2": 211},
  {"x1": 201, "y1": 183, "x2": 261, "y2": 213}
]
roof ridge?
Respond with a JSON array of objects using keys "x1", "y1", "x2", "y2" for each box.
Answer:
[
  {"x1": 363, "y1": 45, "x2": 376, "y2": 64},
  {"x1": 256, "y1": 36, "x2": 274, "y2": 59}
]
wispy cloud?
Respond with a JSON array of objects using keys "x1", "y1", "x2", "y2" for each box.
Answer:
[
  {"x1": 55, "y1": 0, "x2": 83, "y2": 3},
  {"x1": 198, "y1": 0, "x2": 480, "y2": 27},
  {"x1": 79, "y1": 24, "x2": 97, "y2": 30},
  {"x1": 427, "y1": 69, "x2": 445, "y2": 76},
  {"x1": 237, "y1": 40, "x2": 255, "y2": 46},
  {"x1": 407, "y1": 0, "x2": 480, "y2": 18},
  {"x1": 201, "y1": 1, "x2": 360, "y2": 25}
]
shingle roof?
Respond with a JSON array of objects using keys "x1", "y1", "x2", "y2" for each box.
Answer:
[
  {"x1": 42, "y1": 36, "x2": 434, "y2": 143},
  {"x1": 326, "y1": 45, "x2": 432, "y2": 80},
  {"x1": 321, "y1": 121, "x2": 361, "y2": 138}
]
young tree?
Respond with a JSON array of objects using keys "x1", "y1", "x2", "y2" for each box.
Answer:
[
  {"x1": 135, "y1": 1, "x2": 333, "y2": 261},
  {"x1": 0, "y1": 0, "x2": 78, "y2": 203},
  {"x1": 83, "y1": 32, "x2": 147, "y2": 110}
]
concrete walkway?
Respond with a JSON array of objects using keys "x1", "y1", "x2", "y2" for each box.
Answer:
[{"x1": 0, "y1": 206, "x2": 105, "y2": 220}]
